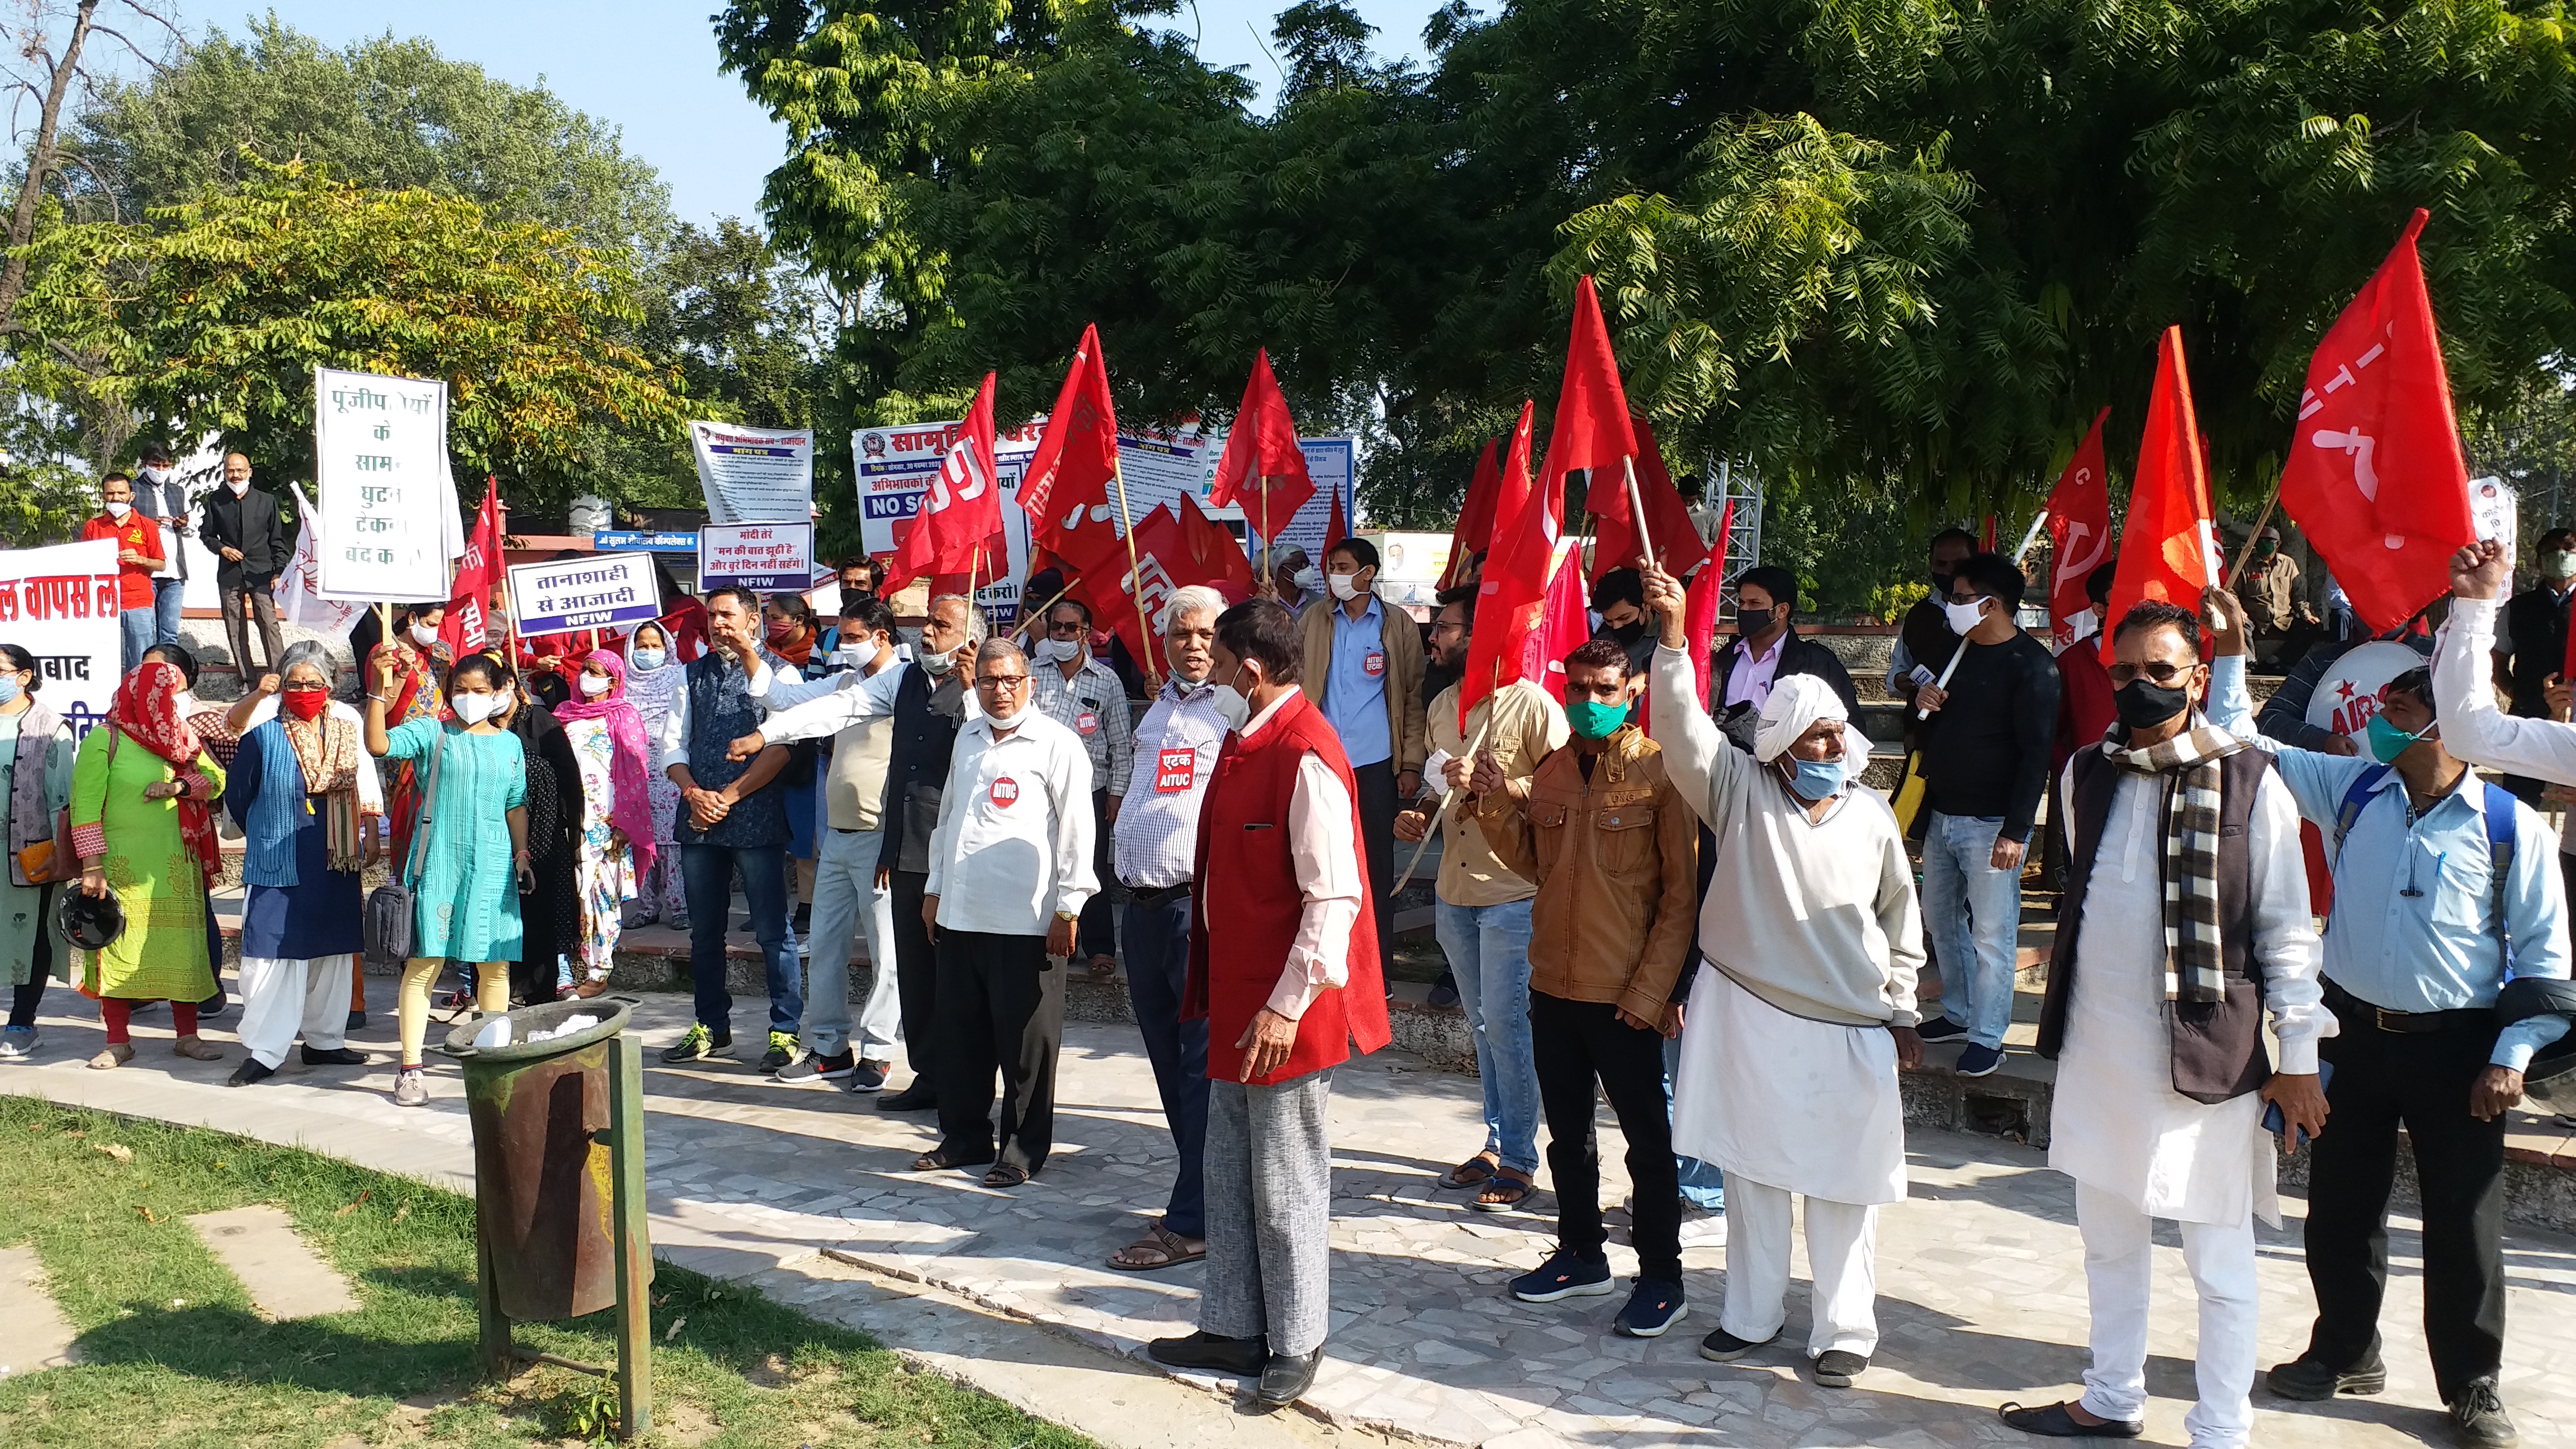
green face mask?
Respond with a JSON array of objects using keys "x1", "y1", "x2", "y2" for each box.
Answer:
[{"x1": 1566, "y1": 699, "x2": 1627, "y2": 740}]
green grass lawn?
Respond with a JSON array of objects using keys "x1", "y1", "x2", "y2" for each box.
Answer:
[{"x1": 0, "y1": 1095, "x2": 1096, "y2": 1448}]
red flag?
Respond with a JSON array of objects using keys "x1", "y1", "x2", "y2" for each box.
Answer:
[
  {"x1": 2101, "y1": 328, "x2": 2223, "y2": 662},
  {"x1": 1590, "y1": 418, "x2": 1711, "y2": 582},
  {"x1": 1320, "y1": 486, "x2": 1348, "y2": 559},
  {"x1": 1071, "y1": 494, "x2": 1254, "y2": 677},
  {"x1": 441, "y1": 476, "x2": 503, "y2": 656},
  {"x1": 1461, "y1": 400, "x2": 1552, "y2": 728},
  {"x1": 1542, "y1": 275, "x2": 1640, "y2": 519},
  {"x1": 1979, "y1": 514, "x2": 1998, "y2": 552},
  {"x1": 882, "y1": 373, "x2": 1002, "y2": 598},
  {"x1": 1529, "y1": 548, "x2": 1592, "y2": 704},
  {"x1": 2043, "y1": 406, "x2": 2114, "y2": 647},
  {"x1": 1439, "y1": 438, "x2": 1502, "y2": 590},
  {"x1": 1020, "y1": 324, "x2": 1123, "y2": 568},
  {"x1": 1209, "y1": 348, "x2": 1317, "y2": 546},
  {"x1": 2276, "y1": 209, "x2": 2474, "y2": 633},
  {"x1": 1687, "y1": 500, "x2": 1734, "y2": 707}
]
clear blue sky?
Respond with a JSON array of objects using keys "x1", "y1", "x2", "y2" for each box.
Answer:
[{"x1": 218, "y1": 0, "x2": 1445, "y2": 227}]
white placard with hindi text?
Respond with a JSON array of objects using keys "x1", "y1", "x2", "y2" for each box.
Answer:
[
  {"x1": 505, "y1": 552, "x2": 664, "y2": 639},
  {"x1": 690, "y1": 422, "x2": 815, "y2": 524},
  {"x1": 0, "y1": 539, "x2": 123, "y2": 740},
  {"x1": 699, "y1": 521, "x2": 815, "y2": 593},
  {"x1": 313, "y1": 367, "x2": 452, "y2": 603}
]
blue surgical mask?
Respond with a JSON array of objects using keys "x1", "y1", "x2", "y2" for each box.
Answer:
[
  {"x1": 2365, "y1": 712, "x2": 2429, "y2": 764},
  {"x1": 628, "y1": 648, "x2": 666, "y2": 672},
  {"x1": 1785, "y1": 755, "x2": 1847, "y2": 802},
  {"x1": 0, "y1": 676, "x2": 22, "y2": 706}
]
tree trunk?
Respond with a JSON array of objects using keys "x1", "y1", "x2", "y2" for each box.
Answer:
[{"x1": 0, "y1": 0, "x2": 102, "y2": 333}]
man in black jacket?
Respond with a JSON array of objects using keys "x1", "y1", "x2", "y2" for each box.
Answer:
[
  {"x1": 196, "y1": 452, "x2": 290, "y2": 675},
  {"x1": 1707, "y1": 566, "x2": 1860, "y2": 754}
]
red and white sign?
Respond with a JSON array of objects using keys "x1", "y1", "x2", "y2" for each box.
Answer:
[
  {"x1": 1363, "y1": 650, "x2": 1385, "y2": 679},
  {"x1": 1154, "y1": 747, "x2": 1197, "y2": 793},
  {"x1": 2305, "y1": 641, "x2": 2422, "y2": 739},
  {"x1": 1076, "y1": 709, "x2": 1100, "y2": 736},
  {"x1": 988, "y1": 775, "x2": 1021, "y2": 808}
]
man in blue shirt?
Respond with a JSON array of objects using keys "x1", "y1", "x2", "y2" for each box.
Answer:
[
  {"x1": 1295, "y1": 537, "x2": 1426, "y2": 974},
  {"x1": 2205, "y1": 587, "x2": 2564, "y2": 1449}
]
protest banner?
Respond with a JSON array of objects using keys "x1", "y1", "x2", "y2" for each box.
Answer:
[
  {"x1": 851, "y1": 416, "x2": 1352, "y2": 622},
  {"x1": 0, "y1": 539, "x2": 124, "y2": 738},
  {"x1": 699, "y1": 521, "x2": 814, "y2": 593},
  {"x1": 275, "y1": 481, "x2": 366, "y2": 637},
  {"x1": 312, "y1": 366, "x2": 453, "y2": 603},
  {"x1": 593, "y1": 529, "x2": 699, "y2": 552},
  {"x1": 505, "y1": 552, "x2": 664, "y2": 638},
  {"x1": 689, "y1": 422, "x2": 815, "y2": 524}
]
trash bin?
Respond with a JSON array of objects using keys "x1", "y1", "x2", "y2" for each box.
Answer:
[{"x1": 441, "y1": 995, "x2": 640, "y2": 1322}]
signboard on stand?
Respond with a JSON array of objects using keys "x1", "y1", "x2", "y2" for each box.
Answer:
[
  {"x1": 699, "y1": 522, "x2": 815, "y2": 593},
  {"x1": 312, "y1": 367, "x2": 454, "y2": 603},
  {"x1": 504, "y1": 553, "x2": 664, "y2": 638},
  {"x1": 690, "y1": 422, "x2": 814, "y2": 524},
  {"x1": 0, "y1": 539, "x2": 122, "y2": 737}
]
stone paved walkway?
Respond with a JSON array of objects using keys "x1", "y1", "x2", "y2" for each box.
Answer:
[{"x1": 5, "y1": 984, "x2": 2574, "y2": 1448}]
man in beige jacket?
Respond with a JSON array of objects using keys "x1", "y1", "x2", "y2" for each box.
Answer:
[{"x1": 1298, "y1": 536, "x2": 1424, "y2": 971}]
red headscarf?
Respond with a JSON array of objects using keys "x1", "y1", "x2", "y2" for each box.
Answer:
[
  {"x1": 547, "y1": 649, "x2": 659, "y2": 875},
  {"x1": 107, "y1": 661, "x2": 221, "y2": 878}
]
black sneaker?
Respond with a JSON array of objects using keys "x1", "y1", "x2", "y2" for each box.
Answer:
[
  {"x1": 1613, "y1": 1278, "x2": 1686, "y2": 1338},
  {"x1": 1955, "y1": 1043, "x2": 2005, "y2": 1077},
  {"x1": 1697, "y1": 1326, "x2": 1776, "y2": 1363},
  {"x1": 301, "y1": 1045, "x2": 367, "y2": 1067},
  {"x1": 1812, "y1": 1349, "x2": 1867, "y2": 1387},
  {"x1": 845, "y1": 1059, "x2": 891, "y2": 1092},
  {"x1": 1427, "y1": 973, "x2": 1461, "y2": 1008},
  {"x1": 2450, "y1": 1377, "x2": 2518, "y2": 1447},
  {"x1": 660, "y1": 1024, "x2": 734, "y2": 1063},
  {"x1": 759, "y1": 1030, "x2": 803, "y2": 1073},
  {"x1": 1914, "y1": 1015, "x2": 1967, "y2": 1042},
  {"x1": 776, "y1": 1049, "x2": 853, "y2": 1083},
  {"x1": 1509, "y1": 1247, "x2": 1614, "y2": 1303},
  {"x1": 793, "y1": 903, "x2": 812, "y2": 934},
  {"x1": 2265, "y1": 1351, "x2": 2386, "y2": 1401}
]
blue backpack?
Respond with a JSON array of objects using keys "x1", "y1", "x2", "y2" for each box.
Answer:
[{"x1": 2331, "y1": 763, "x2": 2518, "y2": 970}]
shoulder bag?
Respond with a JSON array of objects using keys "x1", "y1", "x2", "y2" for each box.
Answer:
[{"x1": 364, "y1": 731, "x2": 446, "y2": 967}]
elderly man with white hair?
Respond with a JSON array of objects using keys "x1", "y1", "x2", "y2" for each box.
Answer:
[
  {"x1": 1105, "y1": 585, "x2": 1248, "y2": 1271},
  {"x1": 1641, "y1": 561, "x2": 1924, "y2": 1390}
]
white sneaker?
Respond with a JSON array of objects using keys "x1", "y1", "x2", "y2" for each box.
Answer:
[
  {"x1": 392, "y1": 1068, "x2": 429, "y2": 1107},
  {"x1": 1678, "y1": 1208, "x2": 1728, "y2": 1249},
  {"x1": 0, "y1": 1025, "x2": 37, "y2": 1060}
]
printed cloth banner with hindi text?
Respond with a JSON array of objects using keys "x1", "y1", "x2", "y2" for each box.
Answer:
[
  {"x1": 0, "y1": 539, "x2": 122, "y2": 736},
  {"x1": 690, "y1": 421, "x2": 815, "y2": 525},
  {"x1": 313, "y1": 367, "x2": 452, "y2": 604},
  {"x1": 505, "y1": 553, "x2": 663, "y2": 639}
]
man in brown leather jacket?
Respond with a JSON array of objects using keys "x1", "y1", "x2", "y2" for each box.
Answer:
[{"x1": 1470, "y1": 637, "x2": 1699, "y2": 1338}]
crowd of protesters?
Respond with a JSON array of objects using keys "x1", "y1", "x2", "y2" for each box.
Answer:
[{"x1": 11, "y1": 463, "x2": 2576, "y2": 1443}]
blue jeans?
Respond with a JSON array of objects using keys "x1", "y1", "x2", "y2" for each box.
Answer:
[
  {"x1": 679, "y1": 842, "x2": 801, "y2": 1035},
  {"x1": 1434, "y1": 896, "x2": 1541, "y2": 1177},
  {"x1": 117, "y1": 607, "x2": 153, "y2": 675},
  {"x1": 1663, "y1": 1026, "x2": 1726, "y2": 1210},
  {"x1": 1124, "y1": 892, "x2": 1208, "y2": 1238},
  {"x1": 150, "y1": 577, "x2": 183, "y2": 646},
  {"x1": 1921, "y1": 810, "x2": 2022, "y2": 1050}
]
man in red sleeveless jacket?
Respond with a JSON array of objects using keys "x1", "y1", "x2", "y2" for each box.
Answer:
[{"x1": 1147, "y1": 599, "x2": 1389, "y2": 1408}]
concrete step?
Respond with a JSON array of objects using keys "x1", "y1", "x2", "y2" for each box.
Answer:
[
  {"x1": 0, "y1": 1245, "x2": 78, "y2": 1376},
  {"x1": 187, "y1": 1205, "x2": 361, "y2": 1322}
]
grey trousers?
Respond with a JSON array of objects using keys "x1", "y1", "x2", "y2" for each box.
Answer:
[{"x1": 1200, "y1": 1068, "x2": 1334, "y2": 1356}]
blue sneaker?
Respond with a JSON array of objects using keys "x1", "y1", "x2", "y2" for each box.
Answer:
[
  {"x1": 1615, "y1": 1278, "x2": 1687, "y2": 1338},
  {"x1": 1915, "y1": 1015, "x2": 1967, "y2": 1042},
  {"x1": 1955, "y1": 1042, "x2": 2004, "y2": 1077},
  {"x1": 0, "y1": 1024, "x2": 38, "y2": 1060},
  {"x1": 1509, "y1": 1247, "x2": 1614, "y2": 1303}
]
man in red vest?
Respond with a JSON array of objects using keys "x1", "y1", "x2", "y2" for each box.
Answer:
[{"x1": 1147, "y1": 599, "x2": 1389, "y2": 1408}]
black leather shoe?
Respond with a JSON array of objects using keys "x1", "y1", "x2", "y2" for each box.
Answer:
[
  {"x1": 2266, "y1": 1351, "x2": 2386, "y2": 1400},
  {"x1": 1997, "y1": 1401, "x2": 2143, "y2": 1438},
  {"x1": 2450, "y1": 1377, "x2": 2518, "y2": 1447},
  {"x1": 879, "y1": 1086, "x2": 938, "y2": 1112},
  {"x1": 1257, "y1": 1347, "x2": 1324, "y2": 1407},
  {"x1": 226, "y1": 1058, "x2": 274, "y2": 1088},
  {"x1": 301, "y1": 1045, "x2": 367, "y2": 1067},
  {"x1": 1146, "y1": 1330, "x2": 1267, "y2": 1377}
]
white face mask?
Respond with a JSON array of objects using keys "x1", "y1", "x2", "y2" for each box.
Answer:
[
  {"x1": 409, "y1": 623, "x2": 440, "y2": 647},
  {"x1": 920, "y1": 643, "x2": 958, "y2": 675},
  {"x1": 1033, "y1": 637, "x2": 1081, "y2": 665},
  {"x1": 104, "y1": 500, "x2": 130, "y2": 518},
  {"x1": 579, "y1": 673, "x2": 612, "y2": 698},
  {"x1": 494, "y1": 684, "x2": 515, "y2": 714},
  {"x1": 1328, "y1": 571, "x2": 1366, "y2": 602},
  {"x1": 226, "y1": 479, "x2": 249, "y2": 496},
  {"x1": 629, "y1": 647, "x2": 666, "y2": 672},
  {"x1": 1291, "y1": 566, "x2": 1323, "y2": 594},
  {"x1": 1943, "y1": 596, "x2": 1988, "y2": 634},
  {"x1": 451, "y1": 693, "x2": 497, "y2": 724},
  {"x1": 139, "y1": 466, "x2": 171, "y2": 485},
  {"x1": 171, "y1": 689, "x2": 198, "y2": 718}
]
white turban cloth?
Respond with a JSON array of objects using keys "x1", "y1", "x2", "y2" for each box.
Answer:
[{"x1": 1753, "y1": 672, "x2": 1868, "y2": 765}]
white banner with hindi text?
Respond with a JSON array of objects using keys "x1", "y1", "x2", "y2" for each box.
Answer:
[
  {"x1": 0, "y1": 539, "x2": 124, "y2": 738},
  {"x1": 313, "y1": 367, "x2": 452, "y2": 603}
]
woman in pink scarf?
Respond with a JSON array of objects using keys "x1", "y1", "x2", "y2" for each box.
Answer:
[{"x1": 554, "y1": 648, "x2": 659, "y2": 996}]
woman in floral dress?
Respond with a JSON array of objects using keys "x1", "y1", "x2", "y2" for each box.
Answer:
[
  {"x1": 623, "y1": 623, "x2": 688, "y2": 928},
  {"x1": 552, "y1": 649, "x2": 657, "y2": 995}
]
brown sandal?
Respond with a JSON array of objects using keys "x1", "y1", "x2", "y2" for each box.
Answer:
[
  {"x1": 1470, "y1": 1169, "x2": 1535, "y2": 1213},
  {"x1": 1437, "y1": 1153, "x2": 1500, "y2": 1190},
  {"x1": 912, "y1": 1148, "x2": 995, "y2": 1173},
  {"x1": 171, "y1": 1034, "x2": 225, "y2": 1062},
  {"x1": 981, "y1": 1163, "x2": 1029, "y2": 1189},
  {"x1": 1109, "y1": 1221, "x2": 1208, "y2": 1272}
]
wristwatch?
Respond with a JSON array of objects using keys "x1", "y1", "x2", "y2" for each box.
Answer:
[{"x1": 1054, "y1": 910, "x2": 1079, "y2": 924}]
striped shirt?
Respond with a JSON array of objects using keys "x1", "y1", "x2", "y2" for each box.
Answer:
[{"x1": 1114, "y1": 674, "x2": 1249, "y2": 888}]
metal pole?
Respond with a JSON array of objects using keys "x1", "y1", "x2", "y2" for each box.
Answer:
[
  {"x1": 608, "y1": 1033, "x2": 654, "y2": 1441},
  {"x1": 477, "y1": 1225, "x2": 513, "y2": 1379}
]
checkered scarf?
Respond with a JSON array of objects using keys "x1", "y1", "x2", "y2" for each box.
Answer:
[{"x1": 2101, "y1": 719, "x2": 2247, "y2": 1003}]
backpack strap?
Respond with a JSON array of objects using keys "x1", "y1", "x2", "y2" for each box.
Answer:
[
  {"x1": 2483, "y1": 780, "x2": 2517, "y2": 976},
  {"x1": 2331, "y1": 763, "x2": 2395, "y2": 863}
]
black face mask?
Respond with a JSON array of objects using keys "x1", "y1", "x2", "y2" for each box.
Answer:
[
  {"x1": 1929, "y1": 570, "x2": 1954, "y2": 596},
  {"x1": 2112, "y1": 678, "x2": 2192, "y2": 732},
  {"x1": 1609, "y1": 619, "x2": 1647, "y2": 647}
]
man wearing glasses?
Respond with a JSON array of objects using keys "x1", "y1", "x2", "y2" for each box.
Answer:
[{"x1": 1030, "y1": 597, "x2": 1135, "y2": 976}]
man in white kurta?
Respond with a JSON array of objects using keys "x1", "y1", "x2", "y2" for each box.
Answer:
[
  {"x1": 1642, "y1": 566, "x2": 1924, "y2": 1388},
  {"x1": 2007, "y1": 598, "x2": 2329, "y2": 1449}
]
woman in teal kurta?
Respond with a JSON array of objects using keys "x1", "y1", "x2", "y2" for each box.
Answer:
[
  {"x1": 366, "y1": 650, "x2": 529, "y2": 1107},
  {"x1": 0, "y1": 644, "x2": 75, "y2": 1061}
]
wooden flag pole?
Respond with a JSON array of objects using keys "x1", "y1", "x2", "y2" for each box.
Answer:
[
  {"x1": 1010, "y1": 576, "x2": 1083, "y2": 642},
  {"x1": 1620, "y1": 456, "x2": 1656, "y2": 569},
  {"x1": 1394, "y1": 660, "x2": 1496, "y2": 896},
  {"x1": 2224, "y1": 480, "x2": 2285, "y2": 588},
  {"x1": 1107, "y1": 457, "x2": 1161, "y2": 678},
  {"x1": 2011, "y1": 509, "x2": 2051, "y2": 567},
  {"x1": 1259, "y1": 479, "x2": 1272, "y2": 586}
]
